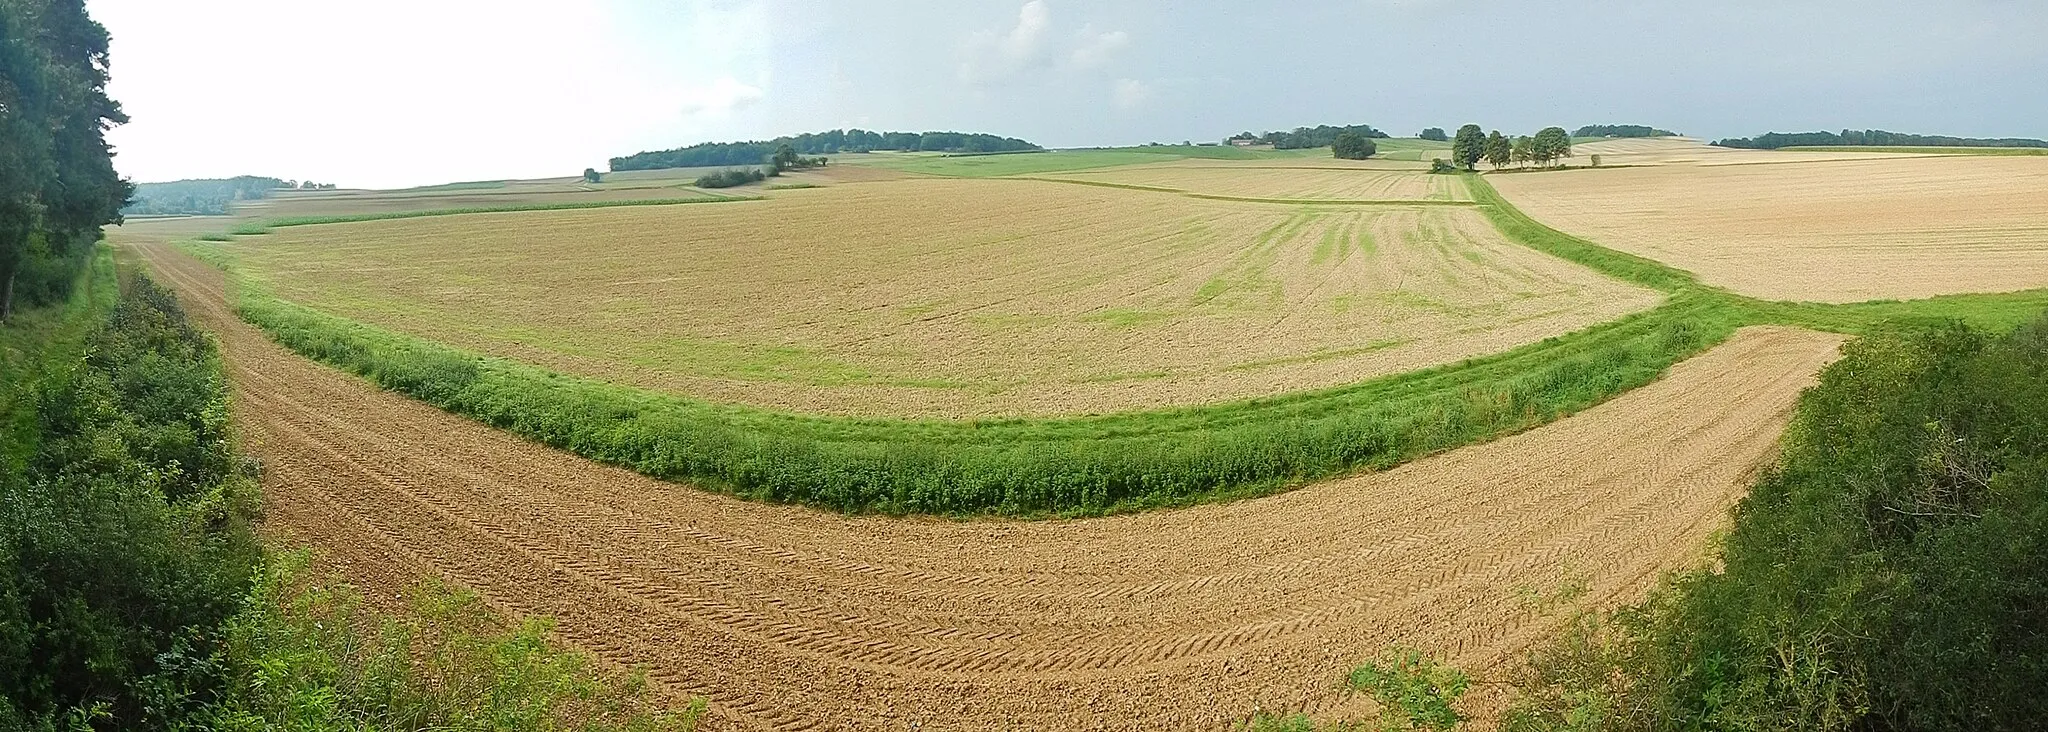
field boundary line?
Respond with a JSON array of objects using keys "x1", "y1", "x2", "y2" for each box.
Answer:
[{"x1": 229, "y1": 195, "x2": 761, "y2": 234}]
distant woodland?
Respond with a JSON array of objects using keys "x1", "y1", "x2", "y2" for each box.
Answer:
[
  {"x1": 123, "y1": 176, "x2": 335, "y2": 216},
  {"x1": 609, "y1": 130, "x2": 1041, "y2": 171},
  {"x1": 1572, "y1": 124, "x2": 1677, "y2": 138},
  {"x1": 1714, "y1": 129, "x2": 2048, "y2": 149},
  {"x1": 1228, "y1": 124, "x2": 1390, "y2": 149}
]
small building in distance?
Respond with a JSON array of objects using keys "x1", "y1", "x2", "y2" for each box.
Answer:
[{"x1": 1227, "y1": 135, "x2": 1257, "y2": 147}]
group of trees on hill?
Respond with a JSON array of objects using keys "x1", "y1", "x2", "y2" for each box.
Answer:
[
  {"x1": 1445, "y1": 124, "x2": 1573, "y2": 171},
  {"x1": 1572, "y1": 124, "x2": 1676, "y2": 138},
  {"x1": 0, "y1": 0, "x2": 130, "y2": 320},
  {"x1": 121, "y1": 177, "x2": 334, "y2": 217},
  {"x1": 1331, "y1": 131, "x2": 1377, "y2": 159},
  {"x1": 610, "y1": 129, "x2": 1038, "y2": 171},
  {"x1": 1418, "y1": 127, "x2": 1448, "y2": 142},
  {"x1": 1228, "y1": 124, "x2": 1389, "y2": 150},
  {"x1": 1714, "y1": 128, "x2": 2048, "y2": 149}
]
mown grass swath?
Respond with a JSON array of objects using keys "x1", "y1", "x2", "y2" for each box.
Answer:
[{"x1": 227, "y1": 195, "x2": 759, "y2": 235}]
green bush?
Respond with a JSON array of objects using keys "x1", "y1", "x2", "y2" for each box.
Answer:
[
  {"x1": 692, "y1": 168, "x2": 766, "y2": 189},
  {"x1": 1508, "y1": 313, "x2": 2048, "y2": 731}
]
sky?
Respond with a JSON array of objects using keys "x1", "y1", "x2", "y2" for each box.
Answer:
[{"x1": 90, "y1": 0, "x2": 2048, "y2": 189}]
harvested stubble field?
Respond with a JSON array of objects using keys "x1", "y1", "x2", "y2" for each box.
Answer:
[
  {"x1": 1489, "y1": 154, "x2": 2048, "y2": 302},
  {"x1": 1564, "y1": 136, "x2": 1947, "y2": 167},
  {"x1": 235, "y1": 179, "x2": 729, "y2": 219},
  {"x1": 1045, "y1": 161, "x2": 1466, "y2": 201},
  {"x1": 136, "y1": 241, "x2": 1846, "y2": 730},
  {"x1": 225, "y1": 178, "x2": 1659, "y2": 418}
]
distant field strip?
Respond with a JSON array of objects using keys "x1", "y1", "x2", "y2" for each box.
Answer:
[
  {"x1": 1049, "y1": 164, "x2": 1473, "y2": 202},
  {"x1": 1487, "y1": 155, "x2": 2048, "y2": 301},
  {"x1": 222, "y1": 178, "x2": 1656, "y2": 418},
  {"x1": 229, "y1": 195, "x2": 759, "y2": 234}
]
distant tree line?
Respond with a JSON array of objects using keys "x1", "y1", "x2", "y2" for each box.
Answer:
[
  {"x1": 611, "y1": 129, "x2": 1039, "y2": 172},
  {"x1": 0, "y1": 0, "x2": 130, "y2": 320},
  {"x1": 1228, "y1": 124, "x2": 1389, "y2": 149},
  {"x1": 1418, "y1": 127, "x2": 1448, "y2": 142},
  {"x1": 1572, "y1": 124, "x2": 1676, "y2": 138},
  {"x1": 1714, "y1": 129, "x2": 2048, "y2": 150},
  {"x1": 122, "y1": 176, "x2": 331, "y2": 217}
]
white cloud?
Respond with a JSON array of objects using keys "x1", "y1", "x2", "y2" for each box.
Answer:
[
  {"x1": 958, "y1": 0, "x2": 1052, "y2": 83},
  {"x1": 1112, "y1": 78, "x2": 1150, "y2": 110},
  {"x1": 1069, "y1": 26, "x2": 1129, "y2": 69},
  {"x1": 678, "y1": 76, "x2": 766, "y2": 117},
  {"x1": 959, "y1": 1, "x2": 1128, "y2": 85}
]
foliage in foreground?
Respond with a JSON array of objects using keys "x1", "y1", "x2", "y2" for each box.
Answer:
[
  {"x1": 205, "y1": 554, "x2": 702, "y2": 732},
  {"x1": 1240, "y1": 648, "x2": 1470, "y2": 732},
  {"x1": 0, "y1": 270, "x2": 693, "y2": 730},
  {"x1": 1506, "y1": 314, "x2": 2048, "y2": 731}
]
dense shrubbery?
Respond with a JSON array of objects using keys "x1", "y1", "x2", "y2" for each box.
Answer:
[
  {"x1": 1570, "y1": 125, "x2": 1675, "y2": 138},
  {"x1": 1509, "y1": 314, "x2": 2048, "y2": 731},
  {"x1": 0, "y1": 273, "x2": 259, "y2": 727},
  {"x1": 693, "y1": 168, "x2": 767, "y2": 189},
  {"x1": 1713, "y1": 128, "x2": 2048, "y2": 149},
  {"x1": 1, "y1": 271, "x2": 697, "y2": 730},
  {"x1": 1331, "y1": 132, "x2": 1377, "y2": 159},
  {"x1": 611, "y1": 129, "x2": 1038, "y2": 171}
]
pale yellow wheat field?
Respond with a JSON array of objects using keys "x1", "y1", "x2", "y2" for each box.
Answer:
[{"x1": 1489, "y1": 155, "x2": 2048, "y2": 302}]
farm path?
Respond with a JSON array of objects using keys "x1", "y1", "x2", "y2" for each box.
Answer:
[{"x1": 133, "y1": 239, "x2": 1843, "y2": 731}]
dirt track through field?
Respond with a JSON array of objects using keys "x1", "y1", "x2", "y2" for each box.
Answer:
[{"x1": 134, "y1": 240, "x2": 1844, "y2": 730}]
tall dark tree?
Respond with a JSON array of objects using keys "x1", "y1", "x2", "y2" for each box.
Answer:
[
  {"x1": 1532, "y1": 126, "x2": 1573, "y2": 167},
  {"x1": 0, "y1": 0, "x2": 131, "y2": 321},
  {"x1": 1483, "y1": 130, "x2": 1511, "y2": 170},
  {"x1": 582, "y1": 168, "x2": 602, "y2": 184},
  {"x1": 1451, "y1": 124, "x2": 1486, "y2": 171}
]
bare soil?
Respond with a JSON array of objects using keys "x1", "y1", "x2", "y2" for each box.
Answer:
[{"x1": 134, "y1": 240, "x2": 1843, "y2": 730}]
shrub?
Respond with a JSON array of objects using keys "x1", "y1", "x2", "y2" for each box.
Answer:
[{"x1": 692, "y1": 168, "x2": 766, "y2": 189}]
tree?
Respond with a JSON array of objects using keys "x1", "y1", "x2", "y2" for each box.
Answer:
[
  {"x1": 1418, "y1": 127, "x2": 1449, "y2": 142},
  {"x1": 1451, "y1": 124, "x2": 1486, "y2": 171},
  {"x1": 1331, "y1": 131, "x2": 1377, "y2": 160},
  {"x1": 1511, "y1": 135, "x2": 1535, "y2": 168},
  {"x1": 770, "y1": 143, "x2": 799, "y2": 172},
  {"x1": 1532, "y1": 126, "x2": 1572, "y2": 167},
  {"x1": 0, "y1": 0, "x2": 132, "y2": 321},
  {"x1": 582, "y1": 168, "x2": 603, "y2": 184},
  {"x1": 1483, "y1": 131, "x2": 1511, "y2": 170}
]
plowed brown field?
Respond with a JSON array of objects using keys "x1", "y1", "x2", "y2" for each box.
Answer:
[
  {"x1": 134, "y1": 238, "x2": 1844, "y2": 731},
  {"x1": 1490, "y1": 155, "x2": 2048, "y2": 302}
]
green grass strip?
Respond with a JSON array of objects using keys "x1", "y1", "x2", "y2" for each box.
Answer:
[
  {"x1": 0, "y1": 246, "x2": 120, "y2": 470},
  {"x1": 228, "y1": 196, "x2": 759, "y2": 235},
  {"x1": 1466, "y1": 173, "x2": 1699, "y2": 292}
]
